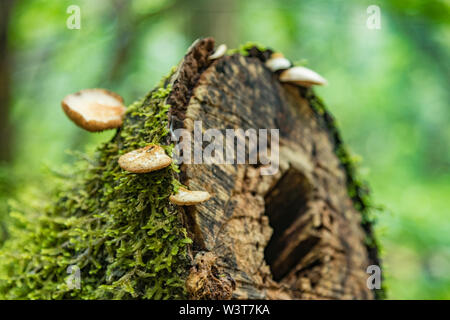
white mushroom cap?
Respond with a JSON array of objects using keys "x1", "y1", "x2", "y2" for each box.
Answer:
[
  {"x1": 279, "y1": 66, "x2": 328, "y2": 87},
  {"x1": 169, "y1": 187, "x2": 211, "y2": 206},
  {"x1": 209, "y1": 44, "x2": 227, "y2": 60},
  {"x1": 265, "y1": 52, "x2": 292, "y2": 72},
  {"x1": 118, "y1": 144, "x2": 172, "y2": 173},
  {"x1": 61, "y1": 89, "x2": 126, "y2": 132}
]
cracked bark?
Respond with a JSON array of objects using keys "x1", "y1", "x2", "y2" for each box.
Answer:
[{"x1": 165, "y1": 38, "x2": 378, "y2": 300}]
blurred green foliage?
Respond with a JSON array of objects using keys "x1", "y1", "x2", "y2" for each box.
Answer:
[{"x1": 0, "y1": 0, "x2": 448, "y2": 299}]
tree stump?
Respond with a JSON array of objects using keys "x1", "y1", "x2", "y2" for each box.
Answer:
[
  {"x1": 168, "y1": 38, "x2": 380, "y2": 299},
  {"x1": 0, "y1": 38, "x2": 381, "y2": 300}
]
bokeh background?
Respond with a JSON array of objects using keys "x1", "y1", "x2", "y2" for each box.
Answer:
[{"x1": 0, "y1": 0, "x2": 448, "y2": 299}]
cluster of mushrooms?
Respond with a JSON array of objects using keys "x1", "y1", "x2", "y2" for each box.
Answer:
[
  {"x1": 60, "y1": 44, "x2": 327, "y2": 207},
  {"x1": 210, "y1": 43, "x2": 327, "y2": 85},
  {"x1": 60, "y1": 88, "x2": 210, "y2": 206}
]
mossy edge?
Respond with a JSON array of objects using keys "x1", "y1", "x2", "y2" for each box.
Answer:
[{"x1": 0, "y1": 70, "x2": 192, "y2": 299}]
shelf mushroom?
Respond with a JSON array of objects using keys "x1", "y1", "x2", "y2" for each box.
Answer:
[
  {"x1": 61, "y1": 88, "x2": 126, "y2": 132},
  {"x1": 169, "y1": 187, "x2": 211, "y2": 206},
  {"x1": 118, "y1": 144, "x2": 172, "y2": 173},
  {"x1": 208, "y1": 44, "x2": 227, "y2": 60},
  {"x1": 279, "y1": 66, "x2": 328, "y2": 87},
  {"x1": 265, "y1": 52, "x2": 292, "y2": 72}
]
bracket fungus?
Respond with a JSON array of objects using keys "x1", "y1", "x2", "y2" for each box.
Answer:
[
  {"x1": 61, "y1": 88, "x2": 126, "y2": 132},
  {"x1": 118, "y1": 144, "x2": 172, "y2": 173},
  {"x1": 169, "y1": 187, "x2": 211, "y2": 206},
  {"x1": 208, "y1": 43, "x2": 227, "y2": 60},
  {"x1": 279, "y1": 66, "x2": 328, "y2": 87},
  {"x1": 265, "y1": 52, "x2": 292, "y2": 72}
]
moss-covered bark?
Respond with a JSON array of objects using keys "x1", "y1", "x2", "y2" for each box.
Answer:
[
  {"x1": 0, "y1": 39, "x2": 383, "y2": 299},
  {"x1": 0, "y1": 77, "x2": 192, "y2": 299}
]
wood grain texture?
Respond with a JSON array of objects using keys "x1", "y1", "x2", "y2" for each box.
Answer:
[{"x1": 166, "y1": 38, "x2": 376, "y2": 300}]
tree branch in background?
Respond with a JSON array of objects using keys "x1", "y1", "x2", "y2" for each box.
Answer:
[
  {"x1": 70, "y1": 0, "x2": 180, "y2": 151},
  {"x1": 0, "y1": 0, "x2": 15, "y2": 162},
  {"x1": 182, "y1": 0, "x2": 237, "y2": 46},
  {"x1": 102, "y1": 0, "x2": 180, "y2": 85}
]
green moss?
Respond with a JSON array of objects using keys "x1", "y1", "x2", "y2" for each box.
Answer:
[
  {"x1": 309, "y1": 94, "x2": 380, "y2": 238},
  {"x1": 227, "y1": 41, "x2": 267, "y2": 56},
  {"x1": 0, "y1": 78, "x2": 192, "y2": 299},
  {"x1": 308, "y1": 92, "x2": 386, "y2": 299},
  {"x1": 0, "y1": 43, "x2": 385, "y2": 300}
]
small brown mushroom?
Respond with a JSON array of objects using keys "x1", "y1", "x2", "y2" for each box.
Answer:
[
  {"x1": 169, "y1": 187, "x2": 211, "y2": 206},
  {"x1": 208, "y1": 44, "x2": 227, "y2": 60},
  {"x1": 118, "y1": 144, "x2": 172, "y2": 173},
  {"x1": 279, "y1": 66, "x2": 328, "y2": 87},
  {"x1": 265, "y1": 52, "x2": 292, "y2": 72},
  {"x1": 61, "y1": 88, "x2": 126, "y2": 132}
]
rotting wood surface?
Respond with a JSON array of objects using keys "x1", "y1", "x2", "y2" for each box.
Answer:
[{"x1": 165, "y1": 38, "x2": 376, "y2": 300}]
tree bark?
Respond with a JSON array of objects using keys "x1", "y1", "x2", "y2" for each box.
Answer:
[
  {"x1": 166, "y1": 38, "x2": 379, "y2": 299},
  {"x1": 0, "y1": 37, "x2": 381, "y2": 300}
]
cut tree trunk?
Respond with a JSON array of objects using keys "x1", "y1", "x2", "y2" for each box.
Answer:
[
  {"x1": 166, "y1": 38, "x2": 380, "y2": 299},
  {"x1": 0, "y1": 37, "x2": 381, "y2": 300}
]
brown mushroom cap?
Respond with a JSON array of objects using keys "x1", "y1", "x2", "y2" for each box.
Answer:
[
  {"x1": 61, "y1": 88, "x2": 126, "y2": 132},
  {"x1": 169, "y1": 187, "x2": 211, "y2": 206},
  {"x1": 118, "y1": 144, "x2": 172, "y2": 173}
]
